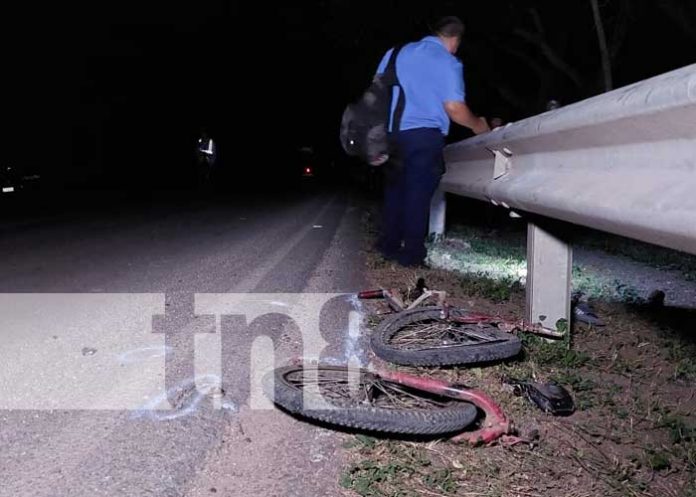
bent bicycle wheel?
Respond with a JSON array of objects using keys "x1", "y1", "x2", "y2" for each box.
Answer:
[
  {"x1": 264, "y1": 365, "x2": 478, "y2": 435},
  {"x1": 372, "y1": 307, "x2": 522, "y2": 366}
]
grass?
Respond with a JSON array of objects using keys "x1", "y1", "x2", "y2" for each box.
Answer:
[
  {"x1": 519, "y1": 333, "x2": 592, "y2": 369},
  {"x1": 658, "y1": 414, "x2": 696, "y2": 445},
  {"x1": 673, "y1": 359, "x2": 696, "y2": 381},
  {"x1": 572, "y1": 267, "x2": 644, "y2": 303},
  {"x1": 426, "y1": 226, "x2": 655, "y2": 304},
  {"x1": 426, "y1": 227, "x2": 526, "y2": 302},
  {"x1": 427, "y1": 226, "x2": 526, "y2": 283},
  {"x1": 572, "y1": 229, "x2": 696, "y2": 281},
  {"x1": 643, "y1": 446, "x2": 673, "y2": 472},
  {"x1": 339, "y1": 439, "x2": 453, "y2": 497},
  {"x1": 455, "y1": 272, "x2": 523, "y2": 302},
  {"x1": 350, "y1": 212, "x2": 696, "y2": 497},
  {"x1": 341, "y1": 302, "x2": 695, "y2": 496},
  {"x1": 663, "y1": 339, "x2": 696, "y2": 382}
]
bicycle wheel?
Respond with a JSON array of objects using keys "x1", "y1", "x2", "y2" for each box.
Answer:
[
  {"x1": 372, "y1": 307, "x2": 522, "y2": 366},
  {"x1": 264, "y1": 365, "x2": 478, "y2": 435}
]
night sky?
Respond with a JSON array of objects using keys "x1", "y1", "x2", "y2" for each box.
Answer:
[{"x1": 2, "y1": 1, "x2": 695, "y2": 190}]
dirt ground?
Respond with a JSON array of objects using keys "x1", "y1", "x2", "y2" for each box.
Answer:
[{"x1": 338, "y1": 240, "x2": 696, "y2": 497}]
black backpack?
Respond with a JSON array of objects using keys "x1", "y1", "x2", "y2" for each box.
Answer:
[{"x1": 340, "y1": 46, "x2": 405, "y2": 165}]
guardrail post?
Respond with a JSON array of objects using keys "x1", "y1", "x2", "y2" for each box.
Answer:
[
  {"x1": 526, "y1": 222, "x2": 572, "y2": 332},
  {"x1": 429, "y1": 188, "x2": 446, "y2": 240}
]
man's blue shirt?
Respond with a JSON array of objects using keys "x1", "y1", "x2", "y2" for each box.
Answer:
[{"x1": 377, "y1": 36, "x2": 466, "y2": 135}]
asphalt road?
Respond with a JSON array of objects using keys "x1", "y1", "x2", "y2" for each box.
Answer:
[{"x1": 0, "y1": 188, "x2": 369, "y2": 497}]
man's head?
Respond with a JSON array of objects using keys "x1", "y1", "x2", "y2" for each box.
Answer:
[{"x1": 432, "y1": 16, "x2": 465, "y2": 54}]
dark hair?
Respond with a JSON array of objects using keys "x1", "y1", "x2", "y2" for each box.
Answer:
[{"x1": 432, "y1": 16, "x2": 465, "y2": 39}]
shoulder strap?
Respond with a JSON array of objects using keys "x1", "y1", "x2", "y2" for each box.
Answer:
[
  {"x1": 383, "y1": 45, "x2": 406, "y2": 133},
  {"x1": 382, "y1": 45, "x2": 403, "y2": 86}
]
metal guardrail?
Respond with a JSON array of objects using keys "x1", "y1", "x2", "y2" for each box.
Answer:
[{"x1": 430, "y1": 63, "x2": 696, "y2": 329}]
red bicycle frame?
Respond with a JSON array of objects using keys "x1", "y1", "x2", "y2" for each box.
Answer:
[
  {"x1": 359, "y1": 287, "x2": 564, "y2": 338},
  {"x1": 375, "y1": 368, "x2": 515, "y2": 446}
]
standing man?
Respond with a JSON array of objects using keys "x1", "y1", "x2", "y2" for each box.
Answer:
[
  {"x1": 196, "y1": 129, "x2": 217, "y2": 185},
  {"x1": 376, "y1": 16, "x2": 489, "y2": 267}
]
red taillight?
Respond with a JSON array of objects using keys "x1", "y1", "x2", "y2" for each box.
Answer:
[{"x1": 305, "y1": 167, "x2": 312, "y2": 174}]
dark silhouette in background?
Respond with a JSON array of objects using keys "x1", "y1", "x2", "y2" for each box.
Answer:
[{"x1": 0, "y1": 1, "x2": 694, "y2": 203}]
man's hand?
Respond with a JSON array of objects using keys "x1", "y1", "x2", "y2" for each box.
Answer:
[
  {"x1": 472, "y1": 116, "x2": 490, "y2": 135},
  {"x1": 444, "y1": 101, "x2": 490, "y2": 135}
]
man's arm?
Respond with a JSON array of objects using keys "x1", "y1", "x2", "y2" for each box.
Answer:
[{"x1": 444, "y1": 101, "x2": 490, "y2": 135}]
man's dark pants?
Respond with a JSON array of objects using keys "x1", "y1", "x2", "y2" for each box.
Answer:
[{"x1": 380, "y1": 128, "x2": 444, "y2": 266}]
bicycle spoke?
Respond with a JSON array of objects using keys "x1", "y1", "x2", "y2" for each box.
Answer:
[
  {"x1": 388, "y1": 318, "x2": 505, "y2": 351},
  {"x1": 378, "y1": 381, "x2": 450, "y2": 409},
  {"x1": 283, "y1": 369, "x2": 458, "y2": 411}
]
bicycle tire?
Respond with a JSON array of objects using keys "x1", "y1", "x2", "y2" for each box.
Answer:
[
  {"x1": 263, "y1": 365, "x2": 478, "y2": 435},
  {"x1": 372, "y1": 307, "x2": 522, "y2": 366}
]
